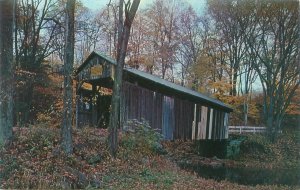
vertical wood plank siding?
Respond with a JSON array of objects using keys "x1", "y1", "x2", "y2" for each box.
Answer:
[
  {"x1": 208, "y1": 108, "x2": 213, "y2": 139},
  {"x1": 123, "y1": 82, "x2": 198, "y2": 140},
  {"x1": 123, "y1": 82, "x2": 163, "y2": 131},
  {"x1": 224, "y1": 113, "x2": 229, "y2": 139},
  {"x1": 77, "y1": 80, "x2": 230, "y2": 140},
  {"x1": 162, "y1": 96, "x2": 175, "y2": 140},
  {"x1": 173, "y1": 98, "x2": 194, "y2": 140},
  {"x1": 198, "y1": 106, "x2": 208, "y2": 140}
]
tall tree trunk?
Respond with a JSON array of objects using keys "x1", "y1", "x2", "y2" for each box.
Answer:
[
  {"x1": 232, "y1": 68, "x2": 238, "y2": 96},
  {"x1": 0, "y1": 0, "x2": 14, "y2": 145},
  {"x1": 61, "y1": 0, "x2": 75, "y2": 154},
  {"x1": 243, "y1": 93, "x2": 249, "y2": 126},
  {"x1": 108, "y1": 0, "x2": 140, "y2": 157}
]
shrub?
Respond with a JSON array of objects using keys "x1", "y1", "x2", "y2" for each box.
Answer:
[
  {"x1": 240, "y1": 134, "x2": 271, "y2": 155},
  {"x1": 120, "y1": 119, "x2": 166, "y2": 158},
  {"x1": 224, "y1": 134, "x2": 272, "y2": 161}
]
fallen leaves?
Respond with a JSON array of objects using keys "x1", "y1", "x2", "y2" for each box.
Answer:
[{"x1": 0, "y1": 126, "x2": 298, "y2": 189}]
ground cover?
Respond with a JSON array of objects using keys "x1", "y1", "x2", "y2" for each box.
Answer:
[{"x1": 0, "y1": 124, "x2": 297, "y2": 189}]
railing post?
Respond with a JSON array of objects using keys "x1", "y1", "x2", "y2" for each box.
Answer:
[{"x1": 240, "y1": 126, "x2": 242, "y2": 134}]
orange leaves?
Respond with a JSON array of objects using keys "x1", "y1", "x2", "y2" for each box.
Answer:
[
  {"x1": 215, "y1": 94, "x2": 261, "y2": 125},
  {"x1": 210, "y1": 81, "x2": 232, "y2": 96},
  {"x1": 34, "y1": 86, "x2": 58, "y2": 96},
  {"x1": 63, "y1": 171, "x2": 76, "y2": 180},
  {"x1": 286, "y1": 87, "x2": 300, "y2": 115}
]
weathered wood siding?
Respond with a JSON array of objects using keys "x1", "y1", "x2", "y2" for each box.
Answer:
[
  {"x1": 162, "y1": 96, "x2": 174, "y2": 140},
  {"x1": 173, "y1": 98, "x2": 194, "y2": 140},
  {"x1": 198, "y1": 106, "x2": 208, "y2": 140},
  {"x1": 78, "y1": 56, "x2": 113, "y2": 81},
  {"x1": 123, "y1": 82, "x2": 163, "y2": 132},
  {"x1": 123, "y1": 82, "x2": 195, "y2": 140},
  {"x1": 121, "y1": 82, "x2": 229, "y2": 140},
  {"x1": 76, "y1": 81, "x2": 230, "y2": 141}
]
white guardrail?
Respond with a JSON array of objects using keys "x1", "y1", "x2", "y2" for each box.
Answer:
[{"x1": 228, "y1": 126, "x2": 266, "y2": 134}]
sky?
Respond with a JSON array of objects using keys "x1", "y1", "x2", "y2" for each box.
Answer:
[{"x1": 80, "y1": 0, "x2": 207, "y2": 14}]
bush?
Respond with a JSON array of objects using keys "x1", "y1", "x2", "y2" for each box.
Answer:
[
  {"x1": 240, "y1": 134, "x2": 271, "y2": 155},
  {"x1": 120, "y1": 119, "x2": 166, "y2": 158}
]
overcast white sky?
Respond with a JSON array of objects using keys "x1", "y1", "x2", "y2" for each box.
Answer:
[{"x1": 80, "y1": 0, "x2": 207, "y2": 14}]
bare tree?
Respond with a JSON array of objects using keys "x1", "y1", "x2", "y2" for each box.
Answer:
[
  {"x1": 93, "y1": 1, "x2": 119, "y2": 58},
  {"x1": 207, "y1": 0, "x2": 261, "y2": 126},
  {"x1": 127, "y1": 13, "x2": 146, "y2": 69},
  {"x1": 144, "y1": 0, "x2": 180, "y2": 80},
  {"x1": 109, "y1": 0, "x2": 140, "y2": 157},
  {"x1": 74, "y1": 5, "x2": 102, "y2": 64},
  {"x1": 247, "y1": 1, "x2": 299, "y2": 140},
  {"x1": 61, "y1": 0, "x2": 75, "y2": 154},
  {"x1": 208, "y1": 0, "x2": 251, "y2": 96},
  {"x1": 177, "y1": 6, "x2": 210, "y2": 88},
  {"x1": 16, "y1": 0, "x2": 63, "y2": 71},
  {"x1": 0, "y1": 0, "x2": 14, "y2": 145},
  {"x1": 14, "y1": 0, "x2": 64, "y2": 123}
]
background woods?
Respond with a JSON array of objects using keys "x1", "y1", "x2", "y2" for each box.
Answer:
[
  {"x1": 0, "y1": 0, "x2": 299, "y2": 188},
  {"x1": 1, "y1": 0, "x2": 299, "y2": 143}
]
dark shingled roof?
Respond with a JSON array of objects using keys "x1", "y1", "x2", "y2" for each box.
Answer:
[{"x1": 75, "y1": 51, "x2": 233, "y2": 112}]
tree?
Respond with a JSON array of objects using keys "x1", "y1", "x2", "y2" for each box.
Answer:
[
  {"x1": 207, "y1": 0, "x2": 262, "y2": 126},
  {"x1": 47, "y1": 1, "x2": 95, "y2": 65},
  {"x1": 61, "y1": 0, "x2": 75, "y2": 154},
  {"x1": 177, "y1": 6, "x2": 210, "y2": 88},
  {"x1": 247, "y1": 1, "x2": 299, "y2": 140},
  {"x1": 0, "y1": 0, "x2": 14, "y2": 145},
  {"x1": 74, "y1": 3, "x2": 102, "y2": 64},
  {"x1": 208, "y1": 0, "x2": 252, "y2": 96},
  {"x1": 109, "y1": 0, "x2": 140, "y2": 157},
  {"x1": 14, "y1": 0, "x2": 64, "y2": 124},
  {"x1": 126, "y1": 13, "x2": 146, "y2": 69},
  {"x1": 15, "y1": 0, "x2": 63, "y2": 71},
  {"x1": 93, "y1": 0, "x2": 119, "y2": 58},
  {"x1": 144, "y1": 0, "x2": 180, "y2": 80}
]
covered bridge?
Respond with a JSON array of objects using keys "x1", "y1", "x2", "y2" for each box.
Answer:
[{"x1": 75, "y1": 51, "x2": 233, "y2": 141}]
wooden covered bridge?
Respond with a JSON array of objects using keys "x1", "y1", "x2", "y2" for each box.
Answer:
[{"x1": 75, "y1": 51, "x2": 233, "y2": 141}]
